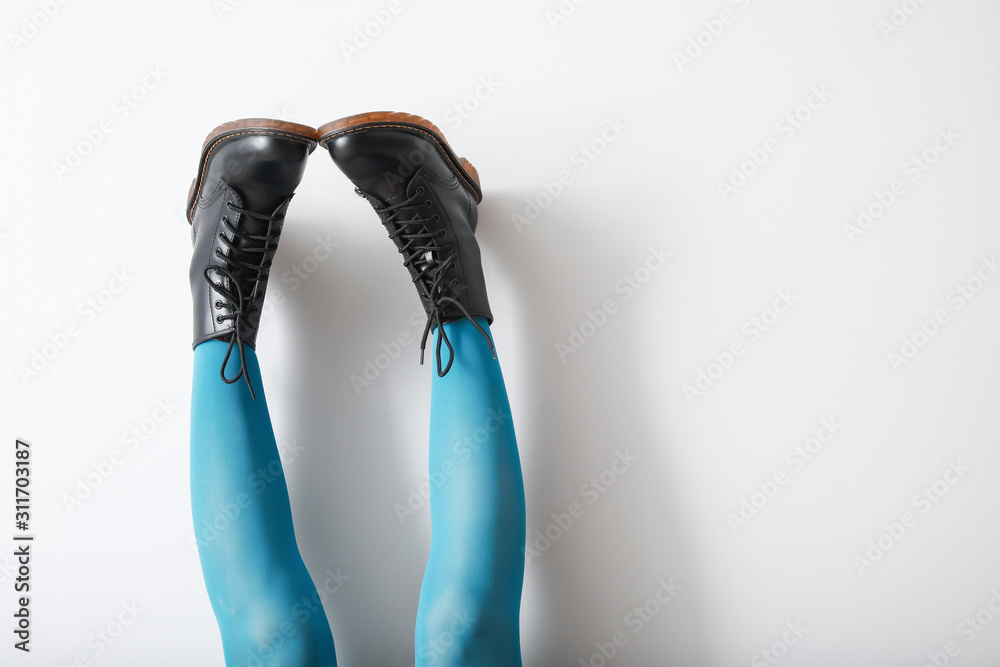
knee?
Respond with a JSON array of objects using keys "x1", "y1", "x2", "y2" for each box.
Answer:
[
  {"x1": 215, "y1": 600, "x2": 335, "y2": 666},
  {"x1": 417, "y1": 591, "x2": 519, "y2": 666}
]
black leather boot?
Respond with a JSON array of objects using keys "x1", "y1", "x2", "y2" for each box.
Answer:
[
  {"x1": 186, "y1": 119, "x2": 318, "y2": 398},
  {"x1": 318, "y1": 111, "x2": 495, "y2": 376}
]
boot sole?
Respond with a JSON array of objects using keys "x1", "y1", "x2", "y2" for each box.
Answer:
[
  {"x1": 186, "y1": 118, "x2": 319, "y2": 224},
  {"x1": 317, "y1": 111, "x2": 482, "y2": 203}
]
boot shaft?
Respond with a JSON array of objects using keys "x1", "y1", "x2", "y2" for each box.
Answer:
[
  {"x1": 319, "y1": 112, "x2": 495, "y2": 375},
  {"x1": 187, "y1": 120, "x2": 318, "y2": 350},
  {"x1": 319, "y1": 112, "x2": 492, "y2": 326}
]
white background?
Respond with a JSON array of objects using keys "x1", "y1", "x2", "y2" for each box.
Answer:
[{"x1": 3, "y1": 0, "x2": 1000, "y2": 665}]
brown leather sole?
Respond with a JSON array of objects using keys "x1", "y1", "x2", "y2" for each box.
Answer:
[
  {"x1": 317, "y1": 111, "x2": 482, "y2": 202},
  {"x1": 186, "y1": 118, "x2": 319, "y2": 223}
]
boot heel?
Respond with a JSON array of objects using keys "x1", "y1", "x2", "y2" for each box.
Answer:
[
  {"x1": 187, "y1": 119, "x2": 319, "y2": 224},
  {"x1": 318, "y1": 111, "x2": 482, "y2": 202}
]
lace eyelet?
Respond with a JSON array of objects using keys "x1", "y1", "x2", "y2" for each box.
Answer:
[
  {"x1": 415, "y1": 187, "x2": 424, "y2": 195},
  {"x1": 226, "y1": 200, "x2": 234, "y2": 208},
  {"x1": 215, "y1": 300, "x2": 223, "y2": 308},
  {"x1": 432, "y1": 215, "x2": 439, "y2": 221},
  {"x1": 218, "y1": 232, "x2": 225, "y2": 240},
  {"x1": 216, "y1": 315, "x2": 224, "y2": 323},
  {"x1": 445, "y1": 245, "x2": 453, "y2": 252},
  {"x1": 450, "y1": 279, "x2": 459, "y2": 286},
  {"x1": 215, "y1": 249, "x2": 224, "y2": 257}
]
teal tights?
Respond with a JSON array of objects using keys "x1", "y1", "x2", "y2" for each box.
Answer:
[
  {"x1": 190, "y1": 341, "x2": 338, "y2": 666},
  {"x1": 190, "y1": 318, "x2": 525, "y2": 666}
]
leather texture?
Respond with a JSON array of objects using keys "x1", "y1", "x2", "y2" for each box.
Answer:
[
  {"x1": 325, "y1": 126, "x2": 493, "y2": 324},
  {"x1": 188, "y1": 131, "x2": 312, "y2": 349}
]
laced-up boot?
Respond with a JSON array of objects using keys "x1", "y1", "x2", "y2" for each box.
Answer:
[
  {"x1": 318, "y1": 111, "x2": 495, "y2": 376},
  {"x1": 186, "y1": 119, "x2": 318, "y2": 398}
]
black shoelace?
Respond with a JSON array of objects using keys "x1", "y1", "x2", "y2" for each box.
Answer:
[
  {"x1": 369, "y1": 186, "x2": 496, "y2": 376},
  {"x1": 203, "y1": 200, "x2": 283, "y2": 399}
]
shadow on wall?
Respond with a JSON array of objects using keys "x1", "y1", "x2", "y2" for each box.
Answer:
[
  {"x1": 257, "y1": 187, "x2": 712, "y2": 664},
  {"x1": 263, "y1": 202, "x2": 432, "y2": 666},
  {"x1": 481, "y1": 192, "x2": 714, "y2": 666}
]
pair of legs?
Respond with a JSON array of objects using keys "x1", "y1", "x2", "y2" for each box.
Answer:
[{"x1": 190, "y1": 318, "x2": 525, "y2": 665}]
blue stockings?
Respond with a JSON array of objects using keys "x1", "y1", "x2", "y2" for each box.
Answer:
[
  {"x1": 415, "y1": 318, "x2": 526, "y2": 666},
  {"x1": 190, "y1": 341, "x2": 338, "y2": 666},
  {"x1": 190, "y1": 318, "x2": 525, "y2": 666}
]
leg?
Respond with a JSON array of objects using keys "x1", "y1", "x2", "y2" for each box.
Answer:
[
  {"x1": 191, "y1": 340, "x2": 337, "y2": 665},
  {"x1": 318, "y1": 111, "x2": 525, "y2": 665},
  {"x1": 415, "y1": 319, "x2": 526, "y2": 666}
]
